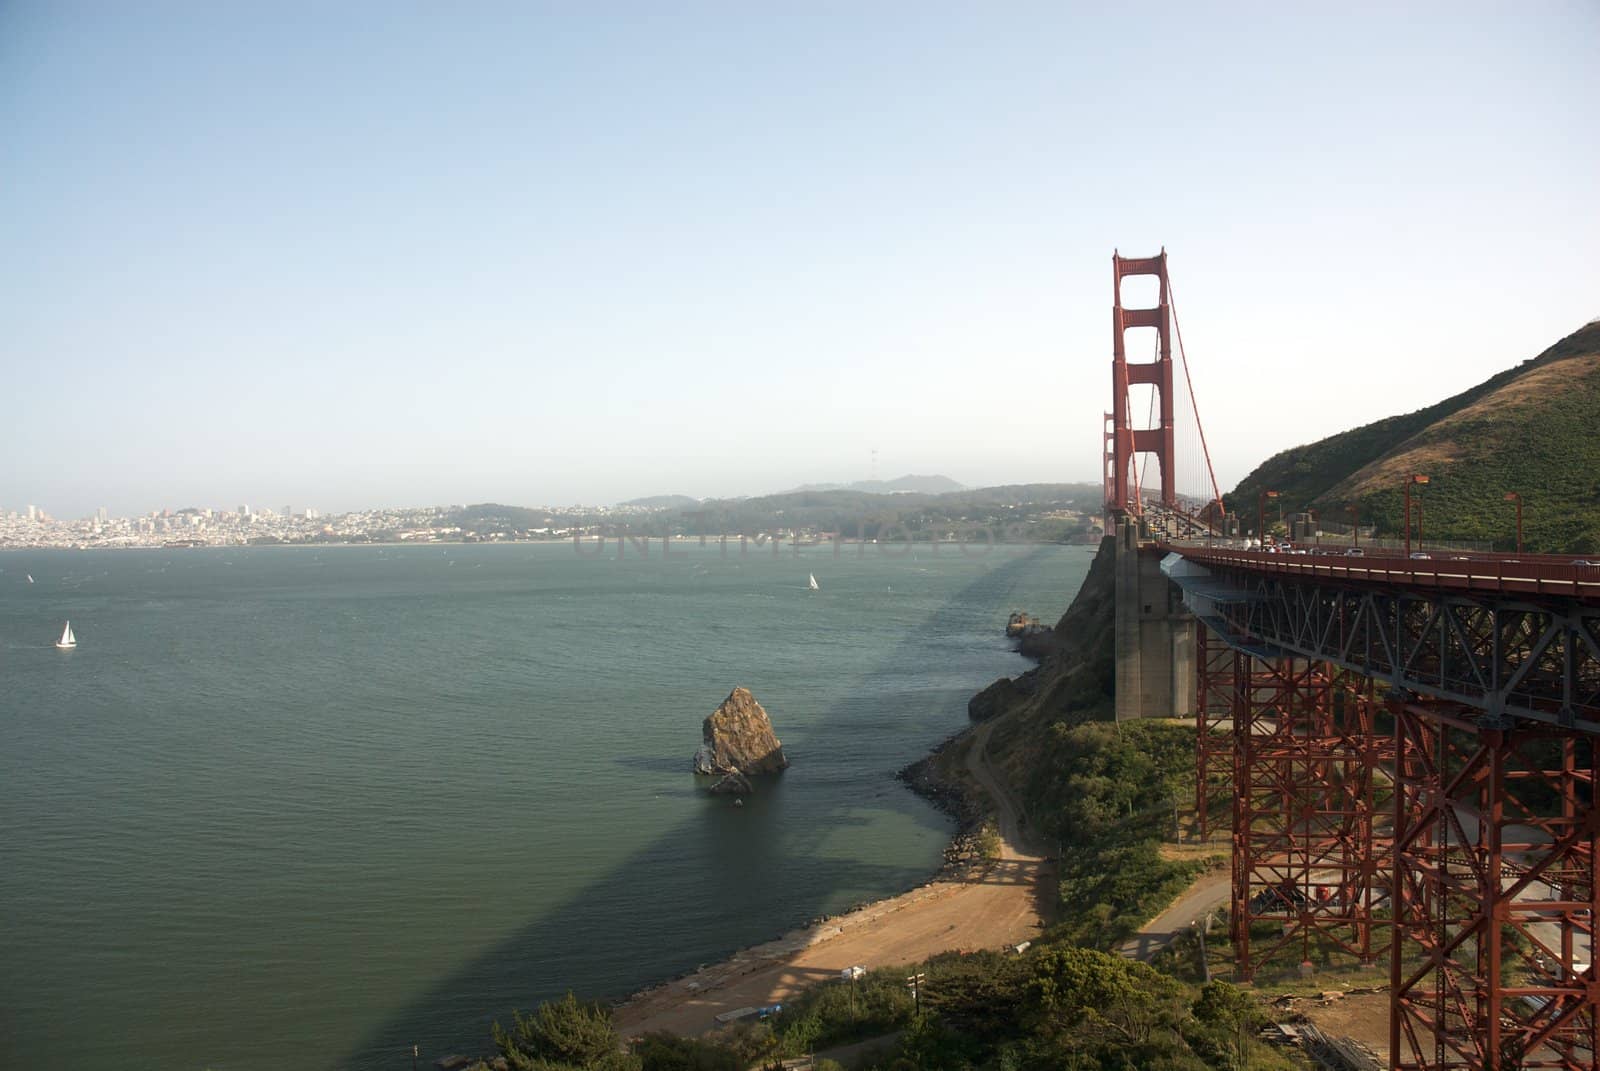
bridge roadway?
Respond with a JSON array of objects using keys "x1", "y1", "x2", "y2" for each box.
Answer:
[
  {"x1": 1159, "y1": 540, "x2": 1600, "y2": 734},
  {"x1": 1163, "y1": 541, "x2": 1600, "y2": 603}
]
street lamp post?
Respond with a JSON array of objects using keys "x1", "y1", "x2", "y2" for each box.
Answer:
[
  {"x1": 1504, "y1": 492, "x2": 1523, "y2": 554},
  {"x1": 1403, "y1": 475, "x2": 1429, "y2": 557},
  {"x1": 1348, "y1": 504, "x2": 1359, "y2": 548},
  {"x1": 1257, "y1": 490, "x2": 1279, "y2": 546}
]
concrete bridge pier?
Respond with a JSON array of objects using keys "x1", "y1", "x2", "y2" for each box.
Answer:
[{"x1": 1112, "y1": 514, "x2": 1195, "y2": 721}]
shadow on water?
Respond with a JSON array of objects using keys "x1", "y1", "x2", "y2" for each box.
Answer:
[{"x1": 343, "y1": 547, "x2": 1057, "y2": 1069}]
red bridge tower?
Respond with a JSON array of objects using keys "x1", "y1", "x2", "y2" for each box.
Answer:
[{"x1": 1107, "y1": 250, "x2": 1176, "y2": 515}]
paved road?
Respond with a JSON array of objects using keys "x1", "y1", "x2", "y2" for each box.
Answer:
[{"x1": 1115, "y1": 870, "x2": 1230, "y2": 962}]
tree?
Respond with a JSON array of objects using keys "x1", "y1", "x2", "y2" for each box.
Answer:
[
  {"x1": 491, "y1": 992, "x2": 639, "y2": 1071},
  {"x1": 1187, "y1": 981, "x2": 1266, "y2": 1071},
  {"x1": 632, "y1": 1032, "x2": 739, "y2": 1071},
  {"x1": 1025, "y1": 947, "x2": 1186, "y2": 1048}
]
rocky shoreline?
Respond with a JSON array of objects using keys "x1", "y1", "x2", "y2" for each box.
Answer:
[
  {"x1": 600, "y1": 557, "x2": 1118, "y2": 1046},
  {"x1": 603, "y1": 724, "x2": 1000, "y2": 1024},
  {"x1": 896, "y1": 729, "x2": 992, "y2": 877},
  {"x1": 417, "y1": 719, "x2": 1005, "y2": 1070}
]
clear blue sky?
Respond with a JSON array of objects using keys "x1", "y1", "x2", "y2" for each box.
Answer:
[{"x1": 4, "y1": 2, "x2": 1597, "y2": 517}]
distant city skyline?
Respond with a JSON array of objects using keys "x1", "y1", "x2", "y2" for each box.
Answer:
[
  {"x1": 5, "y1": 4, "x2": 1597, "y2": 519},
  {"x1": 0, "y1": 469, "x2": 1038, "y2": 521}
]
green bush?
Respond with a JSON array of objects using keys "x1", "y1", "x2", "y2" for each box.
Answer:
[
  {"x1": 632, "y1": 1033, "x2": 740, "y2": 1071},
  {"x1": 1022, "y1": 720, "x2": 1202, "y2": 947},
  {"x1": 491, "y1": 993, "x2": 638, "y2": 1071},
  {"x1": 769, "y1": 967, "x2": 915, "y2": 1053},
  {"x1": 1053, "y1": 840, "x2": 1202, "y2": 948},
  {"x1": 978, "y1": 822, "x2": 1003, "y2": 862}
]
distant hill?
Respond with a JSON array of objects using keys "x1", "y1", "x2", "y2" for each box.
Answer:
[
  {"x1": 441, "y1": 484, "x2": 1103, "y2": 543},
  {"x1": 453, "y1": 502, "x2": 554, "y2": 530},
  {"x1": 618, "y1": 494, "x2": 700, "y2": 509},
  {"x1": 1226, "y1": 321, "x2": 1600, "y2": 552},
  {"x1": 657, "y1": 482, "x2": 1102, "y2": 542},
  {"x1": 781, "y1": 474, "x2": 965, "y2": 495}
]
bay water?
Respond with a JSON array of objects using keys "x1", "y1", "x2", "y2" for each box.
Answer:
[{"x1": 0, "y1": 540, "x2": 1091, "y2": 1070}]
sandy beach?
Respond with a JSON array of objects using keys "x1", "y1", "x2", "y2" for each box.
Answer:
[{"x1": 612, "y1": 718, "x2": 1053, "y2": 1038}]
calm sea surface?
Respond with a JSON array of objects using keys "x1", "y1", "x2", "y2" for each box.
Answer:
[{"x1": 0, "y1": 541, "x2": 1090, "y2": 1070}]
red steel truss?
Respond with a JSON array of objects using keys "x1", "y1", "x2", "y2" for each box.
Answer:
[
  {"x1": 1195, "y1": 624, "x2": 1235, "y2": 838},
  {"x1": 1108, "y1": 250, "x2": 1175, "y2": 514},
  {"x1": 1227, "y1": 651, "x2": 1390, "y2": 981},
  {"x1": 1390, "y1": 699, "x2": 1599, "y2": 1070}
]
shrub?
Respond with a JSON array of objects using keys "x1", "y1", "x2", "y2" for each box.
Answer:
[
  {"x1": 491, "y1": 992, "x2": 638, "y2": 1071},
  {"x1": 633, "y1": 1033, "x2": 740, "y2": 1071}
]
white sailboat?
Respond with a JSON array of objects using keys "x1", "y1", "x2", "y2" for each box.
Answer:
[
  {"x1": 808, "y1": 573, "x2": 819, "y2": 591},
  {"x1": 55, "y1": 621, "x2": 76, "y2": 650}
]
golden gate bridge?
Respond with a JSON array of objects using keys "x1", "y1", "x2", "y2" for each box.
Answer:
[{"x1": 1101, "y1": 250, "x2": 1600, "y2": 1070}]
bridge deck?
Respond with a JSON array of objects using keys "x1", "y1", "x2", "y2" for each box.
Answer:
[{"x1": 1163, "y1": 543, "x2": 1600, "y2": 604}]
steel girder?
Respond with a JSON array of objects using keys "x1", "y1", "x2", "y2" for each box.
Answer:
[
  {"x1": 1196, "y1": 624, "x2": 1234, "y2": 839},
  {"x1": 1390, "y1": 701, "x2": 1599, "y2": 1070},
  {"x1": 1228, "y1": 653, "x2": 1389, "y2": 981},
  {"x1": 1190, "y1": 592, "x2": 1600, "y2": 1070},
  {"x1": 1203, "y1": 573, "x2": 1600, "y2": 733}
]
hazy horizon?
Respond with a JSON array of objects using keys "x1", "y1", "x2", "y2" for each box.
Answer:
[
  {"x1": 7, "y1": 471, "x2": 1102, "y2": 521},
  {"x1": 6, "y1": 4, "x2": 1597, "y2": 518}
]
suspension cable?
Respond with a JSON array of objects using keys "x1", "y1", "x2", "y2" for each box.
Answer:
[{"x1": 1167, "y1": 273, "x2": 1224, "y2": 515}]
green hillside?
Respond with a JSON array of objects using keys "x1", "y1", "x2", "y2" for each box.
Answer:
[
  {"x1": 446, "y1": 484, "x2": 1104, "y2": 543},
  {"x1": 1225, "y1": 321, "x2": 1600, "y2": 553},
  {"x1": 658, "y1": 482, "x2": 1104, "y2": 541}
]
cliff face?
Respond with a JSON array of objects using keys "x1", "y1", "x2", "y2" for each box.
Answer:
[
  {"x1": 979, "y1": 536, "x2": 1118, "y2": 794},
  {"x1": 693, "y1": 687, "x2": 789, "y2": 776}
]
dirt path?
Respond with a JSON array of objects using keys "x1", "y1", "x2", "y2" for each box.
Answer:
[
  {"x1": 612, "y1": 719, "x2": 1049, "y2": 1039},
  {"x1": 965, "y1": 719, "x2": 1040, "y2": 857}
]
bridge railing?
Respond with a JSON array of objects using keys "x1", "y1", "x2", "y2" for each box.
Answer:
[{"x1": 1161, "y1": 542, "x2": 1600, "y2": 603}]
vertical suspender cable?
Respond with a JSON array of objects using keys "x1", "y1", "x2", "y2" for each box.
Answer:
[{"x1": 1167, "y1": 276, "x2": 1225, "y2": 516}]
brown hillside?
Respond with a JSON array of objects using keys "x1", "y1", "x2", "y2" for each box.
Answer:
[
  {"x1": 1229, "y1": 319, "x2": 1600, "y2": 552},
  {"x1": 1322, "y1": 348, "x2": 1600, "y2": 503}
]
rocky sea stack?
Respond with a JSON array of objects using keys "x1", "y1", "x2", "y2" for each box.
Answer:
[
  {"x1": 708, "y1": 770, "x2": 754, "y2": 797},
  {"x1": 692, "y1": 686, "x2": 789, "y2": 777}
]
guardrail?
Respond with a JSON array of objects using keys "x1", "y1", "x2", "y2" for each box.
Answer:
[{"x1": 1162, "y1": 543, "x2": 1600, "y2": 603}]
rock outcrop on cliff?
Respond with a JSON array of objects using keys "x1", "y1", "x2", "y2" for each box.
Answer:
[
  {"x1": 1005, "y1": 611, "x2": 1038, "y2": 637},
  {"x1": 1015, "y1": 624, "x2": 1056, "y2": 661},
  {"x1": 1004, "y1": 610, "x2": 1056, "y2": 661},
  {"x1": 693, "y1": 687, "x2": 789, "y2": 776},
  {"x1": 968, "y1": 677, "x2": 1023, "y2": 721}
]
